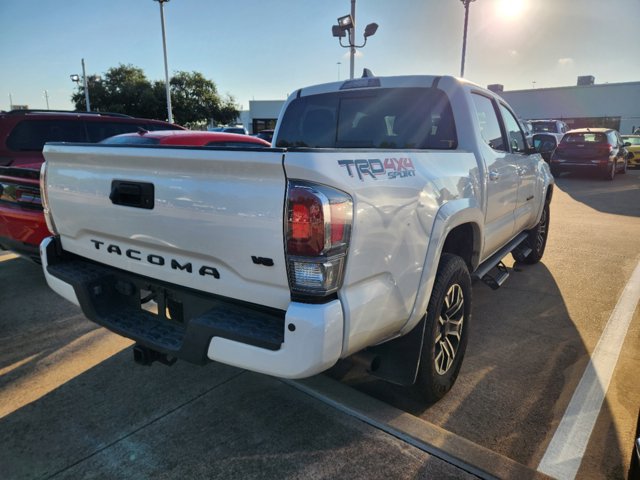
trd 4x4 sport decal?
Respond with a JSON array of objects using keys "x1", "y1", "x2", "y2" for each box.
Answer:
[{"x1": 338, "y1": 158, "x2": 416, "y2": 181}]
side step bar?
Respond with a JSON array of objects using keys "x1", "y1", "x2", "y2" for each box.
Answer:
[{"x1": 472, "y1": 232, "x2": 528, "y2": 290}]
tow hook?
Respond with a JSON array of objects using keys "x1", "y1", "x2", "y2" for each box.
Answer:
[{"x1": 132, "y1": 344, "x2": 177, "y2": 366}]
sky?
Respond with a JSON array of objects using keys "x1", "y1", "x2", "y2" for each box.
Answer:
[{"x1": 1, "y1": 0, "x2": 639, "y2": 114}]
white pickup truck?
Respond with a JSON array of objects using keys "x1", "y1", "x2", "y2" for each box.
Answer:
[{"x1": 40, "y1": 74, "x2": 553, "y2": 402}]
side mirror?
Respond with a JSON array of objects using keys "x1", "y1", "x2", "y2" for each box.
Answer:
[{"x1": 624, "y1": 142, "x2": 632, "y2": 147}]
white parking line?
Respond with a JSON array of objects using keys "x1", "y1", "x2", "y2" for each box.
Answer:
[{"x1": 538, "y1": 259, "x2": 640, "y2": 479}]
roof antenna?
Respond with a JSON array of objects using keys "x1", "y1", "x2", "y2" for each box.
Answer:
[
  {"x1": 362, "y1": 68, "x2": 374, "y2": 78},
  {"x1": 137, "y1": 127, "x2": 149, "y2": 136}
]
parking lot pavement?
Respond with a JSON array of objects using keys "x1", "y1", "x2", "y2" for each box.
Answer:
[{"x1": 1, "y1": 253, "x2": 537, "y2": 480}]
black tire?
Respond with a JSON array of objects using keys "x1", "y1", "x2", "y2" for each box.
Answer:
[
  {"x1": 413, "y1": 253, "x2": 471, "y2": 403},
  {"x1": 550, "y1": 166, "x2": 560, "y2": 177},
  {"x1": 513, "y1": 202, "x2": 550, "y2": 264}
]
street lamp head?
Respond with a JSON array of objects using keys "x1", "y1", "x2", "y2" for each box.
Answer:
[
  {"x1": 363, "y1": 23, "x2": 378, "y2": 38},
  {"x1": 153, "y1": 0, "x2": 170, "y2": 3},
  {"x1": 337, "y1": 14, "x2": 353, "y2": 29},
  {"x1": 332, "y1": 25, "x2": 346, "y2": 38},
  {"x1": 70, "y1": 74, "x2": 80, "y2": 83}
]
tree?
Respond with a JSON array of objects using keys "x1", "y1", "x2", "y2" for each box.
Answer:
[
  {"x1": 168, "y1": 71, "x2": 239, "y2": 125},
  {"x1": 72, "y1": 64, "x2": 162, "y2": 119},
  {"x1": 72, "y1": 65, "x2": 239, "y2": 126}
]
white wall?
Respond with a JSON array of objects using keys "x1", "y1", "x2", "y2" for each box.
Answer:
[{"x1": 249, "y1": 100, "x2": 285, "y2": 119}]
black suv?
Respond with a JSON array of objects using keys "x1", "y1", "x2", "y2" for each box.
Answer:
[{"x1": 0, "y1": 110, "x2": 183, "y2": 168}]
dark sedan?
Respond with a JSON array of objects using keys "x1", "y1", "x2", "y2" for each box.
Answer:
[{"x1": 550, "y1": 128, "x2": 629, "y2": 180}]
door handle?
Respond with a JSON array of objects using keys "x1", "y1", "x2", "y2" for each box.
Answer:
[{"x1": 489, "y1": 170, "x2": 500, "y2": 181}]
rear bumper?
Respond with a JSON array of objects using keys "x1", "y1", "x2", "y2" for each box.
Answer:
[
  {"x1": 550, "y1": 158, "x2": 610, "y2": 172},
  {"x1": 40, "y1": 236, "x2": 344, "y2": 378}
]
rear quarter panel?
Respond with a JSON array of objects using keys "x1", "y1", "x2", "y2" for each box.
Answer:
[{"x1": 284, "y1": 149, "x2": 482, "y2": 356}]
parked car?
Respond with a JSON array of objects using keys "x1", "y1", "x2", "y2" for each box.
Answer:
[
  {"x1": 40, "y1": 73, "x2": 553, "y2": 403},
  {"x1": 254, "y1": 129, "x2": 274, "y2": 143},
  {"x1": 621, "y1": 134, "x2": 640, "y2": 168},
  {"x1": 0, "y1": 110, "x2": 182, "y2": 261},
  {"x1": 550, "y1": 128, "x2": 629, "y2": 180},
  {"x1": 532, "y1": 133, "x2": 558, "y2": 162},
  {"x1": 101, "y1": 130, "x2": 271, "y2": 148},
  {"x1": 207, "y1": 125, "x2": 248, "y2": 135},
  {"x1": 530, "y1": 119, "x2": 569, "y2": 136},
  {"x1": 0, "y1": 109, "x2": 183, "y2": 168}
]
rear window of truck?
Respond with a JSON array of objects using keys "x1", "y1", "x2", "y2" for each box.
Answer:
[{"x1": 275, "y1": 87, "x2": 457, "y2": 150}]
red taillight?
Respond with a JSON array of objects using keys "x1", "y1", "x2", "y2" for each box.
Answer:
[
  {"x1": 287, "y1": 186, "x2": 326, "y2": 256},
  {"x1": 286, "y1": 181, "x2": 353, "y2": 296}
]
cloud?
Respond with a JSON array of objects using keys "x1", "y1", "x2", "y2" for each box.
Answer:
[
  {"x1": 508, "y1": 50, "x2": 518, "y2": 57},
  {"x1": 558, "y1": 58, "x2": 574, "y2": 66}
]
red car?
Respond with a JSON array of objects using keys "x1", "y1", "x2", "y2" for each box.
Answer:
[
  {"x1": 100, "y1": 129, "x2": 271, "y2": 147},
  {"x1": 0, "y1": 110, "x2": 183, "y2": 261}
]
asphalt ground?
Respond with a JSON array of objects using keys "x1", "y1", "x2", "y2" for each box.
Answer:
[
  {"x1": 1, "y1": 169, "x2": 639, "y2": 479},
  {"x1": 1, "y1": 253, "x2": 544, "y2": 480},
  {"x1": 337, "y1": 169, "x2": 640, "y2": 479}
]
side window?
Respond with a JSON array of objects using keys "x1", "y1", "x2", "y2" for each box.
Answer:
[
  {"x1": 471, "y1": 94, "x2": 506, "y2": 151},
  {"x1": 6, "y1": 120, "x2": 86, "y2": 151},
  {"x1": 499, "y1": 104, "x2": 527, "y2": 154}
]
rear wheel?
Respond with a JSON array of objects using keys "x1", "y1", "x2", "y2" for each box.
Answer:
[
  {"x1": 413, "y1": 253, "x2": 471, "y2": 403},
  {"x1": 513, "y1": 202, "x2": 550, "y2": 264}
]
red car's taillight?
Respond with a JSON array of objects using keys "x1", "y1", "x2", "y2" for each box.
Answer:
[{"x1": 285, "y1": 181, "x2": 352, "y2": 297}]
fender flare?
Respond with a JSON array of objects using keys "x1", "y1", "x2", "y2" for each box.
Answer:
[{"x1": 399, "y1": 198, "x2": 484, "y2": 336}]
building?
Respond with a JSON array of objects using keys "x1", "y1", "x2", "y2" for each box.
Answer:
[
  {"x1": 494, "y1": 78, "x2": 640, "y2": 134},
  {"x1": 238, "y1": 100, "x2": 285, "y2": 134}
]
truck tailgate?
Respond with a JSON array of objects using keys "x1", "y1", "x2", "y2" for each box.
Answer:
[{"x1": 43, "y1": 144, "x2": 290, "y2": 310}]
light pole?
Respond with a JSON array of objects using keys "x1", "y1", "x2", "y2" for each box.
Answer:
[
  {"x1": 459, "y1": 0, "x2": 476, "y2": 78},
  {"x1": 154, "y1": 0, "x2": 173, "y2": 123},
  {"x1": 70, "y1": 58, "x2": 92, "y2": 112},
  {"x1": 331, "y1": 1, "x2": 378, "y2": 80},
  {"x1": 44, "y1": 90, "x2": 50, "y2": 110}
]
